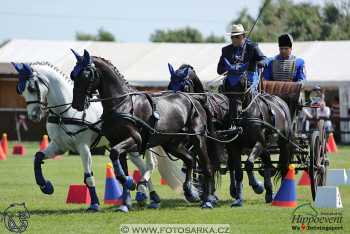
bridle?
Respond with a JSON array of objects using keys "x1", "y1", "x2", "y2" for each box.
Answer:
[
  {"x1": 72, "y1": 63, "x2": 99, "y2": 110},
  {"x1": 22, "y1": 75, "x2": 49, "y2": 108}
]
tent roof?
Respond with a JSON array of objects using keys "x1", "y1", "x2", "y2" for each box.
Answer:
[{"x1": 0, "y1": 39, "x2": 349, "y2": 86}]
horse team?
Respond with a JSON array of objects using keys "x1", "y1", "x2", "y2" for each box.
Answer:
[{"x1": 12, "y1": 48, "x2": 294, "y2": 212}]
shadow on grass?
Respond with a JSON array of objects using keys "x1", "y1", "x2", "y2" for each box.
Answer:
[{"x1": 29, "y1": 208, "x2": 89, "y2": 216}]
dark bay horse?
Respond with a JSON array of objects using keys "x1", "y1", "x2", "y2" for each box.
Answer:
[
  {"x1": 70, "y1": 50, "x2": 218, "y2": 209},
  {"x1": 168, "y1": 63, "x2": 293, "y2": 206}
]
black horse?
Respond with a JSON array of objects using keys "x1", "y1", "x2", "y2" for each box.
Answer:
[
  {"x1": 70, "y1": 50, "x2": 218, "y2": 209},
  {"x1": 168, "y1": 63, "x2": 293, "y2": 206}
]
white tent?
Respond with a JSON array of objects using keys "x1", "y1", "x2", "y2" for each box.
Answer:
[{"x1": 1, "y1": 39, "x2": 350, "y2": 87}]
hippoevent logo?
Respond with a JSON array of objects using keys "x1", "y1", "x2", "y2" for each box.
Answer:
[
  {"x1": 0, "y1": 202, "x2": 30, "y2": 233},
  {"x1": 291, "y1": 203, "x2": 343, "y2": 232}
]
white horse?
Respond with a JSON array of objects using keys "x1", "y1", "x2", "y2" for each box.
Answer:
[{"x1": 12, "y1": 62, "x2": 184, "y2": 212}]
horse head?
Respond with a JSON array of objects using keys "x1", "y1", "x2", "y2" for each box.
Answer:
[
  {"x1": 167, "y1": 63, "x2": 205, "y2": 93},
  {"x1": 12, "y1": 62, "x2": 49, "y2": 122},
  {"x1": 70, "y1": 49, "x2": 97, "y2": 111}
]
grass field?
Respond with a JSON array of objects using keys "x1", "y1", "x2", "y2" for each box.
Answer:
[{"x1": 0, "y1": 142, "x2": 349, "y2": 234}]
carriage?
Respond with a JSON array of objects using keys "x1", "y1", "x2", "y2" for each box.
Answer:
[{"x1": 259, "y1": 80, "x2": 329, "y2": 200}]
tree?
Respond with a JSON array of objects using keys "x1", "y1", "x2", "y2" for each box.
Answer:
[
  {"x1": 150, "y1": 27, "x2": 203, "y2": 43},
  {"x1": 228, "y1": 0, "x2": 350, "y2": 42},
  {"x1": 150, "y1": 27, "x2": 225, "y2": 43},
  {"x1": 76, "y1": 27, "x2": 116, "y2": 41},
  {"x1": 205, "y1": 33, "x2": 226, "y2": 43}
]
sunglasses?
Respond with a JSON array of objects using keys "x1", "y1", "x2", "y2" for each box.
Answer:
[
  {"x1": 279, "y1": 47, "x2": 291, "y2": 50},
  {"x1": 231, "y1": 35, "x2": 243, "y2": 39}
]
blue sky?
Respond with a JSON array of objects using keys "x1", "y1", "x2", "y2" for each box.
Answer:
[{"x1": 1, "y1": 0, "x2": 325, "y2": 42}]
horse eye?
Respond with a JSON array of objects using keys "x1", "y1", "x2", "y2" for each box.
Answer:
[{"x1": 28, "y1": 83, "x2": 36, "y2": 93}]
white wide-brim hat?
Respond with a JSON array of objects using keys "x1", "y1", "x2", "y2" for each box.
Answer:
[{"x1": 226, "y1": 24, "x2": 247, "y2": 36}]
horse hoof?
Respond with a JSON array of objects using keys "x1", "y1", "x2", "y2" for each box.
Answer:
[
  {"x1": 136, "y1": 192, "x2": 148, "y2": 206},
  {"x1": 116, "y1": 205, "x2": 129, "y2": 213},
  {"x1": 125, "y1": 176, "x2": 136, "y2": 190},
  {"x1": 86, "y1": 204, "x2": 100, "y2": 212},
  {"x1": 40, "y1": 180, "x2": 54, "y2": 195},
  {"x1": 148, "y1": 202, "x2": 160, "y2": 209},
  {"x1": 150, "y1": 191, "x2": 161, "y2": 204},
  {"x1": 230, "y1": 185, "x2": 237, "y2": 199},
  {"x1": 231, "y1": 199, "x2": 243, "y2": 207},
  {"x1": 208, "y1": 195, "x2": 219, "y2": 206},
  {"x1": 201, "y1": 201, "x2": 213, "y2": 209},
  {"x1": 252, "y1": 182, "x2": 264, "y2": 195},
  {"x1": 184, "y1": 191, "x2": 200, "y2": 203},
  {"x1": 265, "y1": 193, "x2": 273, "y2": 203}
]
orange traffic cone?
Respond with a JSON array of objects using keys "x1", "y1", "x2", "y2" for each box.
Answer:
[
  {"x1": 298, "y1": 170, "x2": 311, "y2": 186},
  {"x1": 160, "y1": 178, "x2": 168, "y2": 185},
  {"x1": 0, "y1": 144, "x2": 6, "y2": 160},
  {"x1": 104, "y1": 163, "x2": 123, "y2": 205},
  {"x1": 327, "y1": 133, "x2": 337, "y2": 153},
  {"x1": 1, "y1": 133, "x2": 8, "y2": 155},
  {"x1": 40, "y1": 135, "x2": 49, "y2": 151},
  {"x1": 272, "y1": 164, "x2": 297, "y2": 207}
]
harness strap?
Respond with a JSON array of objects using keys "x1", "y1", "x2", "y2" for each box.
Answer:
[{"x1": 47, "y1": 115, "x2": 102, "y2": 138}]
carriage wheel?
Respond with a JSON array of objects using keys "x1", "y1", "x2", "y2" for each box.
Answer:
[{"x1": 309, "y1": 120, "x2": 328, "y2": 201}]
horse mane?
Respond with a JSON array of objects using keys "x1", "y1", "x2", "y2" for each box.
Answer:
[
  {"x1": 92, "y1": 56, "x2": 135, "y2": 91},
  {"x1": 29, "y1": 61, "x2": 73, "y2": 85},
  {"x1": 179, "y1": 64, "x2": 205, "y2": 93}
]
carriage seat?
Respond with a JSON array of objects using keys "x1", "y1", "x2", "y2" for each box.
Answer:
[{"x1": 262, "y1": 80, "x2": 303, "y2": 117}]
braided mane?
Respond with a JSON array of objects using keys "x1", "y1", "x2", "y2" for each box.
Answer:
[
  {"x1": 92, "y1": 56, "x2": 130, "y2": 86},
  {"x1": 30, "y1": 61, "x2": 73, "y2": 85}
]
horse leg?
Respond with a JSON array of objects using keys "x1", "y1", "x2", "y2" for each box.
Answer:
[
  {"x1": 77, "y1": 144, "x2": 100, "y2": 212},
  {"x1": 261, "y1": 150, "x2": 273, "y2": 203},
  {"x1": 191, "y1": 135, "x2": 214, "y2": 209},
  {"x1": 163, "y1": 143, "x2": 200, "y2": 203},
  {"x1": 34, "y1": 142, "x2": 63, "y2": 195},
  {"x1": 145, "y1": 150, "x2": 161, "y2": 208},
  {"x1": 245, "y1": 142, "x2": 264, "y2": 194},
  {"x1": 206, "y1": 139, "x2": 222, "y2": 205},
  {"x1": 129, "y1": 151, "x2": 149, "y2": 207},
  {"x1": 109, "y1": 137, "x2": 138, "y2": 212},
  {"x1": 227, "y1": 144, "x2": 243, "y2": 207}
]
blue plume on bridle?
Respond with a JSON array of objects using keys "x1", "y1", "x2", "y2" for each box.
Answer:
[
  {"x1": 70, "y1": 49, "x2": 92, "y2": 80},
  {"x1": 167, "y1": 63, "x2": 192, "y2": 92},
  {"x1": 12, "y1": 62, "x2": 34, "y2": 94}
]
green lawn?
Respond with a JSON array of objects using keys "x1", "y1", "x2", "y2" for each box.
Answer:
[{"x1": 0, "y1": 142, "x2": 349, "y2": 234}]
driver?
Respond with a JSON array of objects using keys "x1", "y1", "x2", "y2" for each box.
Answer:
[{"x1": 217, "y1": 24, "x2": 266, "y2": 125}]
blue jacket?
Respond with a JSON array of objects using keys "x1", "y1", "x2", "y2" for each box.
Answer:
[
  {"x1": 263, "y1": 55, "x2": 306, "y2": 82},
  {"x1": 217, "y1": 39, "x2": 266, "y2": 90}
]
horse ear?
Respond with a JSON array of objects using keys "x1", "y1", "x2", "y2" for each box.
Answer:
[
  {"x1": 83, "y1": 49, "x2": 91, "y2": 66},
  {"x1": 183, "y1": 67, "x2": 189, "y2": 78},
  {"x1": 11, "y1": 62, "x2": 22, "y2": 73},
  {"x1": 168, "y1": 63, "x2": 175, "y2": 76},
  {"x1": 22, "y1": 63, "x2": 33, "y2": 76},
  {"x1": 71, "y1": 49, "x2": 82, "y2": 62}
]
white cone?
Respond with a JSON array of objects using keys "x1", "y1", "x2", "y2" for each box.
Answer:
[
  {"x1": 314, "y1": 186, "x2": 342, "y2": 208},
  {"x1": 326, "y1": 169, "x2": 347, "y2": 186}
]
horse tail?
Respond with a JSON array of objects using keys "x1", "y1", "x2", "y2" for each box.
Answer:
[{"x1": 153, "y1": 147, "x2": 185, "y2": 194}]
